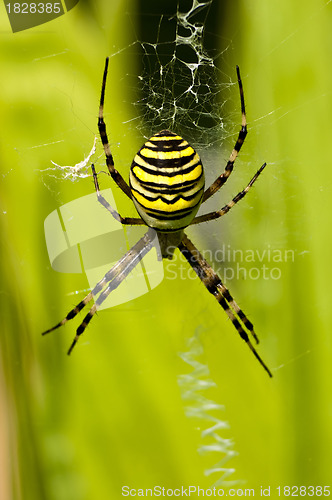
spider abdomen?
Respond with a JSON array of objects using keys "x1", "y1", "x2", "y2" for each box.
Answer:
[{"x1": 129, "y1": 130, "x2": 205, "y2": 231}]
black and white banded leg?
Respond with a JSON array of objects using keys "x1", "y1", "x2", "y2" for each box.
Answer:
[
  {"x1": 178, "y1": 234, "x2": 272, "y2": 377},
  {"x1": 192, "y1": 162, "x2": 267, "y2": 225},
  {"x1": 92, "y1": 164, "x2": 144, "y2": 225},
  {"x1": 42, "y1": 229, "x2": 156, "y2": 354},
  {"x1": 98, "y1": 57, "x2": 132, "y2": 199},
  {"x1": 202, "y1": 66, "x2": 248, "y2": 203}
]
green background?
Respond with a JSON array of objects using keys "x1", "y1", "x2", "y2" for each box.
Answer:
[{"x1": 1, "y1": 0, "x2": 331, "y2": 498}]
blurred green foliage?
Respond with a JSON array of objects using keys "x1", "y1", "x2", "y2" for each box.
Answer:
[{"x1": 1, "y1": 0, "x2": 332, "y2": 498}]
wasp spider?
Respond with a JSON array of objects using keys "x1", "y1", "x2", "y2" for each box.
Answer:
[{"x1": 43, "y1": 58, "x2": 272, "y2": 378}]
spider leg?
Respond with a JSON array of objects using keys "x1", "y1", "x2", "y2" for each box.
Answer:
[
  {"x1": 92, "y1": 164, "x2": 144, "y2": 225},
  {"x1": 42, "y1": 229, "x2": 156, "y2": 345},
  {"x1": 98, "y1": 57, "x2": 132, "y2": 199},
  {"x1": 202, "y1": 66, "x2": 247, "y2": 203},
  {"x1": 67, "y1": 228, "x2": 156, "y2": 354},
  {"x1": 42, "y1": 255, "x2": 127, "y2": 336},
  {"x1": 191, "y1": 162, "x2": 267, "y2": 225},
  {"x1": 178, "y1": 234, "x2": 272, "y2": 377},
  {"x1": 42, "y1": 251, "x2": 133, "y2": 335},
  {"x1": 180, "y1": 235, "x2": 259, "y2": 344}
]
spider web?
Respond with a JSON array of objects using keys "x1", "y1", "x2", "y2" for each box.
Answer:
[
  {"x1": 178, "y1": 334, "x2": 238, "y2": 488},
  {"x1": 42, "y1": 1, "x2": 235, "y2": 184},
  {"x1": 132, "y1": 0, "x2": 233, "y2": 151}
]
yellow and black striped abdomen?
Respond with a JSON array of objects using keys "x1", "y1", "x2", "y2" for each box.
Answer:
[{"x1": 129, "y1": 130, "x2": 205, "y2": 231}]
